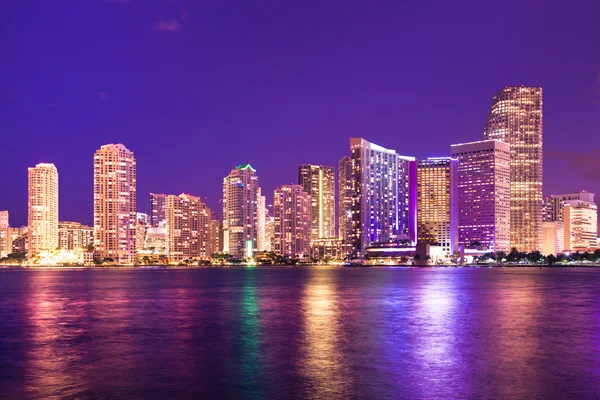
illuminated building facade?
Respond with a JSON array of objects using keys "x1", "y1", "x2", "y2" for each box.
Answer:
[
  {"x1": 166, "y1": 193, "x2": 212, "y2": 262},
  {"x1": 338, "y1": 156, "x2": 353, "y2": 244},
  {"x1": 150, "y1": 193, "x2": 167, "y2": 227},
  {"x1": 93, "y1": 144, "x2": 136, "y2": 264},
  {"x1": 563, "y1": 198, "x2": 597, "y2": 252},
  {"x1": 417, "y1": 158, "x2": 458, "y2": 255},
  {"x1": 483, "y1": 86, "x2": 543, "y2": 252},
  {"x1": 542, "y1": 221, "x2": 564, "y2": 256},
  {"x1": 210, "y1": 220, "x2": 222, "y2": 254},
  {"x1": 223, "y1": 164, "x2": 260, "y2": 259},
  {"x1": 264, "y1": 215, "x2": 274, "y2": 252},
  {"x1": 0, "y1": 211, "x2": 8, "y2": 229},
  {"x1": 1, "y1": 227, "x2": 26, "y2": 259},
  {"x1": 28, "y1": 163, "x2": 59, "y2": 258},
  {"x1": 58, "y1": 221, "x2": 93, "y2": 250},
  {"x1": 298, "y1": 164, "x2": 335, "y2": 240},
  {"x1": 310, "y1": 238, "x2": 349, "y2": 260},
  {"x1": 451, "y1": 140, "x2": 511, "y2": 252},
  {"x1": 257, "y1": 189, "x2": 267, "y2": 251},
  {"x1": 274, "y1": 184, "x2": 311, "y2": 258},
  {"x1": 543, "y1": 191, "x2": 594, "y2": 222},
  {"x1": 348, "y1": 138, "x2": 416, "y2": 257}
]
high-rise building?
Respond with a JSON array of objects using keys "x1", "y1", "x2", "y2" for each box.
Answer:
[
  {"x1": 347, "y1": 138, "x2": 416, "y2": 257},
  {"x1": 0, "y1": 211, "x2": 8, "y2": 229},
  {"x1": 542, "y1": 221, "x2": 564, "y2": 256},
  {"x1": 93, "y1": 144, "x2": 136, "y2": 264},
  {"x1": 1, "y1": 226, "x2": 27, "y2": 259},
  {"x1": 265, "y1": 215, "x2": 275, "y2": 252},
  {"x1": 58, "y1": 221, "x2": 93, "y2": 250},
  {"x1": 417, "y1": 158, "x2": 458, "y2": 256},
  {"x1": 222, "y1": 164, "x2": 260, "y2": 259},
  {"x1": 28, "y1": 163, "x2": 59, "y2": 258},
  {"x1": 166, "y1": 193, "x2": 212, "y2": 263},
  {"x1": 273, "y1": 184, "x2": 311, "y2": 258},
  {"x1": 543, "y1": 191, "x2": 594, "y2": 222},
  {"x1": 338, "y1": 156, "x2": 353, "y2": 244},
  {"x1": 257, "y1": 189, "x2": 267, "y2": 251},
  {"x1": 563, "y1": 198, "x2": 597, "y2": 252},
  {"x1": 483, "y1": 86, "x2": 543, "y2": 252},
  {"x1": 451, "y1": 140, "x2": 511, "y2": 252},
  {"x1": 210, "y1": 220, "x2": 222, "y2": 254},
  {"x1": 298, "y1": 164, "x2": 335, "y2": 240},
  {"x1": 150, "y1": 193, "x2": 167, "y2": 227}
]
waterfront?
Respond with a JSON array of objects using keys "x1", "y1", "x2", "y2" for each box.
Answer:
[{"x1": 1, "y1": 266, "x2": 600, "y2": 399}]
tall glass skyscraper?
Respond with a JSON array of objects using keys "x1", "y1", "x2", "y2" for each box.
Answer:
[
  {"x1": 150, "y1": 193, "x2": 167, "y2": 227},
  {"x1": 273, "y1": 184, "x2": 311, "y2": 258},
  {"x1": 298, "y1": 164, "x2": 335, "y2": 240},
  {"x1": 346, "y1": 138, "x2": 416, "y2": 257},
  {"x1": 222, "y1": 164, "x2": 260, "y2": 259},
  {"x1": 451, "y1": 140, "x2": 511, "y2": 253},
  {"x1": 483, "y1": 86, "x2": 543, "y2": 252}
]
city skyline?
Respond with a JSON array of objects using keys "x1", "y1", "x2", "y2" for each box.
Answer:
[{"x1": 1, "y1": 1, "x2": 598, "y2": 228}]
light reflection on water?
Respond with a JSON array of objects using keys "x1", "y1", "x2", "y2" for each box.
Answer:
[{"x1": 1, "y1": 267, "x2": 600, "y2": 399}]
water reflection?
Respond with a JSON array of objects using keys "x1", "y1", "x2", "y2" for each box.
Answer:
[
  {"x1": 24, "y1": 272, "x2": 88, "y2": 399},
  {"x1": 300, "y1": 270, "x2": 351, "y2": 398}
]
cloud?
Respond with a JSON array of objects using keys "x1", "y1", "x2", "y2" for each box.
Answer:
[
  {"x1": 546, "y1": 149, "x2": 600, "y2": 181},
  {"x1": 97, "y1": 92, "x2": 109, "y2": 100},
  {"x1": 154, "y1": 18, "x2": 182, "y2": 32}
]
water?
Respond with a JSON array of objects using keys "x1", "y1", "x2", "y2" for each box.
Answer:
[{"x1": 1, "y1": 266, "x2": 600, "y2": 399}]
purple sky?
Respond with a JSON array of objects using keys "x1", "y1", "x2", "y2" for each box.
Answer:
[{"x1": 1, "y1": 0, "x2": 599, "y2": 227}]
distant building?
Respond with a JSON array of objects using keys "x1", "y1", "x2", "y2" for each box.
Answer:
[
  {"x1": 542, "y1": 221, "x2": 564, "y2": 256},
  {"x1": 563, "y1": 198, "x2": 597, "y2": 252},
  {"x1": 483, "y1": 86, "x2": 543, "y2": 252},
  {"x1": 264, "y1": 215, "x2": 275, "y2": 252},
  {"x1": 223, "y1": 164, "x2": 260, "y2": 259},
  {"x1": 274, "y1": 185, "x2": 311, "y2": 258},
  {"x1": 28, "y1": 163, "x2": 59, "y2": 258},
  {"x1": 338, "y1": 156, "x2": 353, "y2": 244},
  {"x1": 210, "y1": 220, "x2": 222, "y2": 254},
  {"x1": 417, "y1": 158, "x2": 458, "y2": 256},
  {"x1": 0, "y1": 226, "x2": 26, "y2": 258},
  {"x1": 298, "y1": 164, "x2": 335, "y2": 240},
  {"x1": 150, "y1": 193, "x2": 167, "y2": 227},
  {"x1": 543, "y1": 191, "x2": 594, "y2": 222},
  {"x1": 94, "y1": 144, "x2": 136, "y2": 264},
  {"x1": 166, "y1": 194, "x2": 212, "y2": 263},
  {"x1": 257, "y1": 189, "x2": 267, "y2": 251},
  {"x1": 310, "y1": 238, "x2": 349, "y2": 260},
  {"x1": 58, "y1": 222, "x2": 93, "y2": 250},
  {"x1": 347, "y1": 138, "x2": 416, "y2": 257},
  {"x1": 0, "y1": 211, "x2": 8, "y2": 229},
  {"x1": 144, "y1": 225, "x2": 167, "y2": 255},
  {"x1": 451, "y1": 140, "x2": 511, "y2": 253}
]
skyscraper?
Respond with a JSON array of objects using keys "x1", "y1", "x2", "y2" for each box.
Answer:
[
  {"x1": 451, "y1": 140, "x2": 511, "y2": 252},
  {"x1": 166, "y1": 193, "x2": 212, "y2": 263},
  {"x1": 417, "y1": 158, "x2": 458, "y2": 256},
  {"x1": 298, "y1": 164, "x2": 335, "y2": 240},
  {"x1": 222, "y1": 164, "x2": 260, "y2": 259},
  {"x1": 338, "y1": 156, "x2": 353, "y2": 244},
  {"x1": 28, "y1": 163, "x2": 59, "y2": 258},
  {"x1": 273, "y1": 184, "x2": 311, "y2": 258},
  {"x1": 93, "y1": 144, "x2": 136, "y2": 264},
  {"x1": 257, "y1": 188, "x2": 267, "y2": 251},
  {"x1": 347, "y1": 138, "x2": 416, "y2": 257},
  {"x1": 150, "y1": 193, "x2": 167, "y2": 227},
  {"x1": 483, "y1": 86, "x2": 543, "y2": 252}
]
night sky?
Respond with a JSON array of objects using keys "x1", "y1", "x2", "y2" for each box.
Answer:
[{"x1": 1, "y1": 0, "x2": 599, "y2": 227}]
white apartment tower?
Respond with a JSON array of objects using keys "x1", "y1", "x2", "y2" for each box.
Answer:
[
  {"x1": 93, "y1": 144, "x2": 137, "y2": 264},
  {"x1": 28, "y1": 163, "x2": 59, "y2": 258}
]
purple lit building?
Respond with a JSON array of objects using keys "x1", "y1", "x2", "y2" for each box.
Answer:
[
  {"x1": 451, "y1": 140, "x2": 511, "y2": 253},
  {"x1": 343, "y1": 138, "x2": 416, "y2": 257}
]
